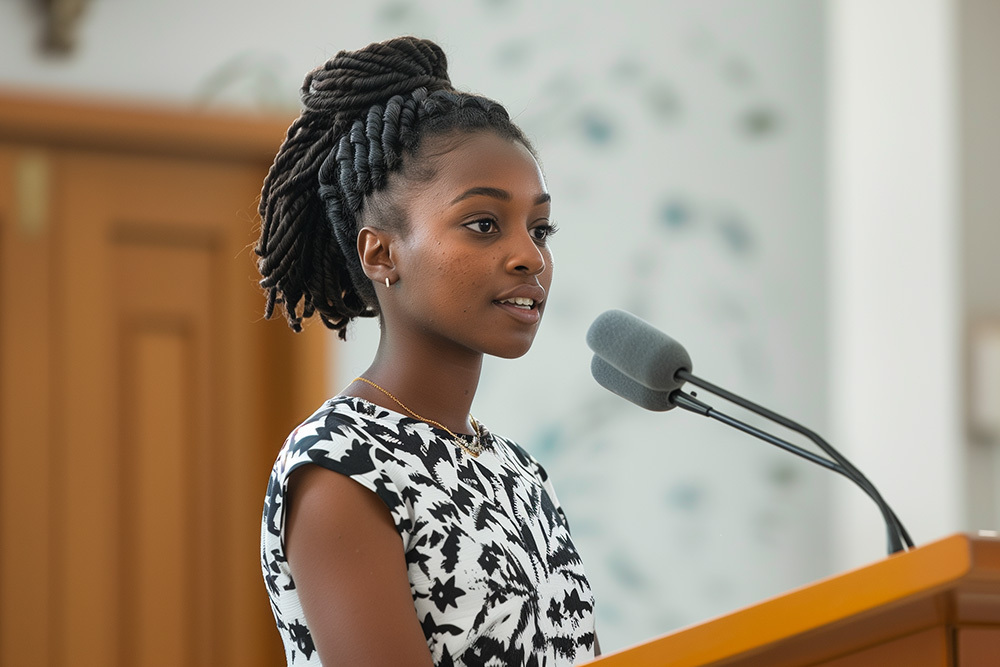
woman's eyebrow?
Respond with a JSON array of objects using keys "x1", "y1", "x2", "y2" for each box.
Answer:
[
  {"x1": 450, "y1": 187, "x2": 511, "y2": 204},
  {"x1": 450, "y1": 187, "x2": 551, "y2": 206}
]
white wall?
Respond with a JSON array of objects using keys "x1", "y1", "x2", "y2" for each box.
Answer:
[
  {"x1": 827, "y1": 0, "x2": 963, "y2": 572},
  {"x1": 960, "y1": 0, "x2": 1000, "y2": 532}
]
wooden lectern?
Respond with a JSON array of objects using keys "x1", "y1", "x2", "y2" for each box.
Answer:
[{"x1": 589, "y1": 534, "x2": 1000, "y2": 666}]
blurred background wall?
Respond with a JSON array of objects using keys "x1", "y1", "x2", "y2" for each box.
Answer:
[{"x1": 0, "y1": 0, "x2": 997, "y2": 662}]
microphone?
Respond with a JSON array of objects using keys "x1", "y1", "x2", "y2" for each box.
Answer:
[
  {"x1": 586, "y1": 309, "x2": 691, "y2": 394},
  {"x1": 593, "y1": 360, "x2": 850, "y2": 472},
  {"x1": 590, "y1": 355, "x2": 676, "y2": 412},
  {"x1": 586, "y1": 309, "x2": 913, "y2": 555}
]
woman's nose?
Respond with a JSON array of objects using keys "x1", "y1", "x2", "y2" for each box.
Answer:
[{"x1": 505, "y1": 229, "x2": 546, "y2": 275}]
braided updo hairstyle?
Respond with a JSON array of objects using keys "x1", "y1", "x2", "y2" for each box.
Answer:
[{"x1": 256, "y1": 36, "x2": 534, "y2": 338}]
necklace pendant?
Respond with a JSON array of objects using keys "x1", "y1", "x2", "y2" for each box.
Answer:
[{"x1": 354, "y1": 376, "x2": 489, "y2": 458}]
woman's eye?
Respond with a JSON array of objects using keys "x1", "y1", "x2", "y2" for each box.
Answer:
[
  {"x1": 531, "y1": 224, "x2": 559, "y2": 242},
  {"x1": 465, "y1": 219, "x2": 497, "y2": 234}
]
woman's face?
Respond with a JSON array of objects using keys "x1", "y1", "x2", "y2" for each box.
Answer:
[{"x1": 386, "y1": 131, "x2": 555, "y2": 359}]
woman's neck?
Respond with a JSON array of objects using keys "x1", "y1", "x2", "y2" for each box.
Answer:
[{"x1": 347, "y1": 330, "x2": 483, "y2": 435}]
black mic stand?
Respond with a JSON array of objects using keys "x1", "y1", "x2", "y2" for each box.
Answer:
[{"x1": 671, "y1": 370, "x2": 913, "y2": 555}]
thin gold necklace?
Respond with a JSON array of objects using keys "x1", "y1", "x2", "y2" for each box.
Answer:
[{"x1": 353, "y1": 377, "x2": 484, "y2": 457}]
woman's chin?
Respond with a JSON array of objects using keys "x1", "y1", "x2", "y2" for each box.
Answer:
[{"x1": 484, "y1": 336, "x2": 538, "y2": 360}]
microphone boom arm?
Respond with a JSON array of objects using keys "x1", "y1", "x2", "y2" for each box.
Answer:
[
  {"x1": 672, "y1": 391, "x2": 845, "y2": 474},
  {"x1": 673, "y1": 370, "x2": 912, "y2": 554}
]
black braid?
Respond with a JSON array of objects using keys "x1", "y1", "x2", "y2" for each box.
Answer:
[{"x1": 256, "y1": 36, "x2": 533, "y2": 338}]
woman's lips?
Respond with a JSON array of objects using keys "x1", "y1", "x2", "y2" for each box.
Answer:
[
  {"x1": 491, "y1": 284, "x2": 545, "y2": 324},
  {"x1": 493, "y1": 299, "x2": 542, "y2": 324}
]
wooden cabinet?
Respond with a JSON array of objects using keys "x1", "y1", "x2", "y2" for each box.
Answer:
[{"x1": 0, "y1": 93, "x2": 328, "y2": 666}]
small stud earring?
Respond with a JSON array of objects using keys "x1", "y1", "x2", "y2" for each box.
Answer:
[{"x1": 385, "y1": 277, "x2": 391, "y2": 288}]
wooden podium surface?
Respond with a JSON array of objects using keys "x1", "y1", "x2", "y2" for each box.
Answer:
[{"x1": 590, "y1": 534, "x2": 1000, "y2": 666}]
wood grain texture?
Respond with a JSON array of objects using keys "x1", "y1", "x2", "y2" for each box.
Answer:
[
  {"x1": 0, "y1": 93, "x2": 328, "y2": 667},
  {"x1": 956, "y1": 627, "x2": 1000, "y2": 666},
  {"x1": 0, "y1": 146, "x2": 56, "y2": 667},
  {"x1": 0, "y1": 89, "x2": 292, "y2": 162}
]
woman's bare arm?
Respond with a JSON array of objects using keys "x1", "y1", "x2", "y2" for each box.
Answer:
[{"x1": 285, "y1": 465, "x2": 434, "y2": 666}]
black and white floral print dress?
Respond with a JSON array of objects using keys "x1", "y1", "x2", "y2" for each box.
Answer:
[{"x1": 260, "y1": 396, "x2": 596, "y2": 666}]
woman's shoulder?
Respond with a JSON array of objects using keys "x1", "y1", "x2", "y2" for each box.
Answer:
[{"x1": 273, "y1": 396, "x2": 426, "y2": 475}]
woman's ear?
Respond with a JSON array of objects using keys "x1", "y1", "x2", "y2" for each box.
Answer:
[{"x1": 357, "y1": 227, "x2": 396, "y2": 285}]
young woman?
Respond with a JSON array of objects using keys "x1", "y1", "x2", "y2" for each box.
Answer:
[{"x1": 258, "y1": 37, "x2": 596, "y2": 666}]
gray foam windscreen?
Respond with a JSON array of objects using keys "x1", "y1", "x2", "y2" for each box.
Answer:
[
  {"x1": 585, "y1": 309, "x2": 692, "y2": 392},
  {"x1": 590, "y1": 355, "x2": 675, "y2": 411}
]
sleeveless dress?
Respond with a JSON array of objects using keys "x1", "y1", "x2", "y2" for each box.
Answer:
[{"x1": 260, "y1": 396, "x2": 596, "y2": 666}]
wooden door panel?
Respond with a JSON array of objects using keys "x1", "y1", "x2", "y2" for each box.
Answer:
[
  {"x1": 0, "y1": 146, "x2": 56, "y2": 667},
  {"x1": 57, "y1": 151, "x2": 123, "y2": 664},
  {"x1": 54, "y1": 152, "x2": 277, "y2": 667},
  {"x1": 125, "y1": 328, "x2": 195, "y2": 667},
  {"x1": 0, "y1": 96, "x2": 324, "y2": 667},
  {"x1": 115, "y1": 231, "x2": 218, "y2": 666}
]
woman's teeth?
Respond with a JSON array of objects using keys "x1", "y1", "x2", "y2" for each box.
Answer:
[{"x1": 499, "y1": 297, "x2": 535, "y2": 309}]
